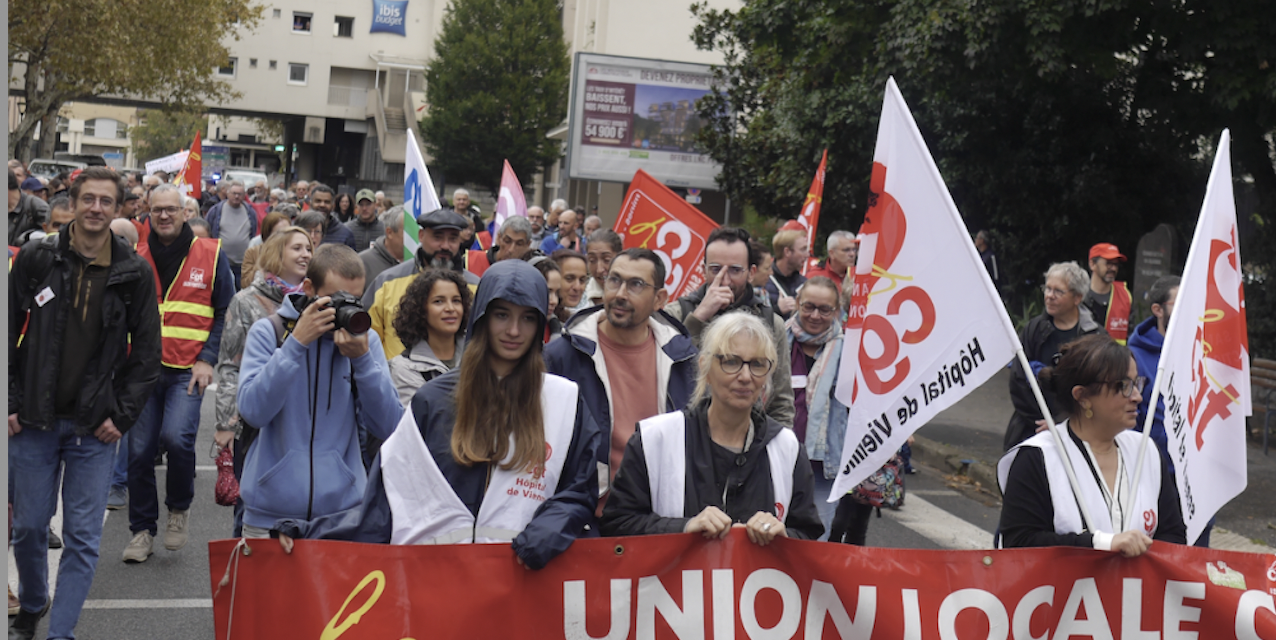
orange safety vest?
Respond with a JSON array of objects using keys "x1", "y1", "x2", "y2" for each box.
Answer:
[
  {"x1": 1105, "y1": 281, "x2": 1132, "y2": 345},
  {"x1": 136, "y1": 223, "x2": 221, "y2": 368},
  {"x1": 466, "y1": 249, "x2": 490, "y2": 278}
]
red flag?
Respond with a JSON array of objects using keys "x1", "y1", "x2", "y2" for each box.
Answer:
[
  {"x1": 797, "y1": 149, "x2": 827, "y2": 274},
  {"x1": 173, "y1": 131, "x2": 202, "y2": 199},
  {"x1": 613, "y1": 170, "x2": 719, "y2": 300},
  {"x1": 493, "y1": 159, "x2": 527, "y2": 230}
]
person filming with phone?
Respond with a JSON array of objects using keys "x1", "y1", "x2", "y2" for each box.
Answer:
[{"x1": 235, "y1": 244, "x2": 402, "y2": 539}]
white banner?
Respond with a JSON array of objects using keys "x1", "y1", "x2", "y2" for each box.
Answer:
[
  {"x1": 402, "y1": 133, "x2": 441, "y2": 261},
  {"x1": 144, "y1": 150, "x2": 188, "y2": 176},
  {"x1": 1151, "y1": 129, "x2": 1250, "y2": 544},
  {"x1": 831, "y1": 78, "x2": 1020, "y2": 499}
]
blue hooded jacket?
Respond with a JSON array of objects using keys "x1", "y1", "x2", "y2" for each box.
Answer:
[
  {"x1": 1128, "y1": 315, "x2": 1172, "y2": 472},
  {"x1": 276, "y1": 260, "x2": 602, "y2": 569},
  {"x1": 236, "y1": 293, "x2": 403, "y2": 530}
]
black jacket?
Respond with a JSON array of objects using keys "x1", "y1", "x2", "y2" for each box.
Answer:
[
  {"x1": 1004, "y1": 308, "x2": 1101, "y2": 450},
  {"x1": 600, "y1": 402, "x2": 824, "y2": 540},
  {"x1": 9, "y1": 230, "x2": 162, "y2": 435}
]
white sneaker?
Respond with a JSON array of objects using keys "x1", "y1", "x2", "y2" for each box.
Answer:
[
  {"x1": 122, "y1": 531, "x2": 154, "y2": 563},
  {"x1": 164, "y1": 510, "x2": 189, "y2": 551}
]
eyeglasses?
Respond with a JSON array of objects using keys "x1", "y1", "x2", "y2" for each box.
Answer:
[
  {"x1": 707, "y1": 264, "x2": 747, "y2": 278},
  {"x1": 1099, "y1": 376, "x2": 1147, "y2": 398},
  {"x1": 1042, "y1": 285, "x2": 1071, "y2": 298},
  {"x1": 800, "y1": 302, "x2": 835, "y2": 317},
  {"x1": 79, "y1": 194, "x2": 117, "y2": 209},
  {"x1": 603, "y1": 275, "x2": 654, "y2": 294},
  {"x1": 715, "y1": 355, "x2": 773, "y2": 377},
  {"x1": 151, "y1": 206, "x2": 181, "y2": 218}
]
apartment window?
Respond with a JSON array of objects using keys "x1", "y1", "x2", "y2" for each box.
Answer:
[
  {"x1": 249, "y1": 58, "x2": 258, "y2": 69},
  {"x1": 334, "y1": 16, "x2": 354, "y2": 38},
  {"x1": 272, "y1": 8, "x2": 281, "y2": 18},
  {"x1": 288, "y1": 63, "x2": 309, "y2": 85},
  {"x1": 293, "y1": 12, "x2": 312, "y2": 33},
  {"x1": 217, "y1": 57, "x2": 237, "y2": 77},
  {"x1": 269, "y1": 60, "x2": 277, "y2": 70}
]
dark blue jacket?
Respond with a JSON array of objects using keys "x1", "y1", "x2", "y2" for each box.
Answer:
[
  {"x1": 543, "y1": 305, "x2": 697, "y2": 469},
  {"x1": 204, "y1": 200, "x2": 259, "y2": 243},
  {"x1": 1128, "y1": 316, "x2": 1172, "y2": 472},
  {"x1": 276, "y1": 260, "x2": 602, "y2": 570},
  {"x1": 322, "y1": 214, "x2": 358, "y2": 251}
]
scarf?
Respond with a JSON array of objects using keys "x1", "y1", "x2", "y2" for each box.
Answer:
[
  {"x1": 262, "y1": 272, "x2": 306, "y2": 296},
  {"x1": 785, "y1": 315, "x2": 841, "y2": 405},
  {"x1": 148, "y1": 222, "x2": 194, "y2": 294}
]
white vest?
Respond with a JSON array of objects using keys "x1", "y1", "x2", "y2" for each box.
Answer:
[
  {"x1": 998, "y1": 425, "x2": 1163, "y2": 537},
  {"x1": 380, "y1": 374, "x2": 580, "y2": 545},
  {"x1": 639, "y1": 411, "x2": 800, "y2": 523}
]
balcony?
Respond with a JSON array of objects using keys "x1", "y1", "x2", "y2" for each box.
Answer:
[{"x1": 327, "y1": 85, "x2": 368, "y2": 108}]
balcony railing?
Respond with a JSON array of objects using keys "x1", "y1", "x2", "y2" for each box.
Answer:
[{"x1": 327, "y1": 85, "x2": 368, "y2": 108}]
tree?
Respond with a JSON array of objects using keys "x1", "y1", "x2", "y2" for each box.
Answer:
[
  {"x1": 692, "y1": 0, "x2": 1276, "y2": 349},
  {"x1": 131, "y1": 110, "x2": 207, "y2": 162},
  {"x1": 420, "y1": 0, "x2": 569, "y2": 194},
  {"x1": 8, "y1": 0, "x2": 262, "y2": 161}
]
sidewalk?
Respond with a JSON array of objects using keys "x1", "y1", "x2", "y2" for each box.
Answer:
[{"x1": 910, "y1": 368, "x2": 1276, "y2": 553}]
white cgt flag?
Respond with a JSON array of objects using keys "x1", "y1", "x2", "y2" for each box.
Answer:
[
  {"x1": 1150, "y1": 130, "x2": 1249, "y2": 544},
  {"x1": 831, "y1": 78, "x2": 1020, "y2": 500},
  {"x1": 403, "y1": 132, "x2": 443, "y2": 261}
]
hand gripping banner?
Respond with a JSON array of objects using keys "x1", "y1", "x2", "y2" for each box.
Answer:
[{"x1": 209, "y1": 531, "x2": 1276, "y2": 639}]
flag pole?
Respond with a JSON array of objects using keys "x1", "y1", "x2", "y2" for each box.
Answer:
[
  {"x1": 1125, "y1": 367, "x2": 1165, "y2": 532},
  {"x1": 1014, "y1": 348, "x2": 1097, "y2": 532}
]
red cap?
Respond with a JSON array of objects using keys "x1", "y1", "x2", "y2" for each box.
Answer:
[
  {"x1": 779, "y1": 219, "x2": 805, "y2": 232},
  {"x1": 1089, "y1": 243, "x2": 1126, "y2": 262}
]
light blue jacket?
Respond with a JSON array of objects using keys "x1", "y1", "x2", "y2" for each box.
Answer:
[
  {"x1": 236, "y1": 294, "x2": 403, "y2": 530},
  {"x1": 802, "y1": 335, "x2": 850, "y2": 480}
]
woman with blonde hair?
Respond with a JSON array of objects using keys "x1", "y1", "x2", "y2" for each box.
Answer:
[
  {"x1": 601, "y1": 311, "x2": 824, "y2": 543},
  {"x1": 276, "y1": 260, "x2": 601, "y2": 570},
  {"x1": 213, "y1": 226, "x2": 313, "y2": 536}
]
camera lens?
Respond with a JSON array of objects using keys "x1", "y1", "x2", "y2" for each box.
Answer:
[{"x1": 336, "y1": 306, "x2": 371, "y2": 335}]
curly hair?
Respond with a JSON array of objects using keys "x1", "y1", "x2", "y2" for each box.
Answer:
[{"x1": 393, "y1": 268, "x2": 473, "y2": 348}]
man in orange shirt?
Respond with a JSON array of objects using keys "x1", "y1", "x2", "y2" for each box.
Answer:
[{"x1": 1082, "y1": 242, "x2": 1132, "y2": 344}]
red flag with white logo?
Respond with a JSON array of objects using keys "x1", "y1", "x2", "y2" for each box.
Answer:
[
  {"x1": 613, "y1": 170, "x2": 719, "y2": 300},
  {"x1": 173, "y1": 131, "x2": 202, "y2": 199},
  {"x1": 831, "y1": 79, "x2": 1020, "y2": 498},
  {"x1": 1148, "y1": 130, "x2": 1249, "y2": 544},
  {"x1": 797, "y1": 149, "x2": 827, "y2": 275},
  {"x1": 492, "y1": 159, "x2": 527, "y2": 231}
]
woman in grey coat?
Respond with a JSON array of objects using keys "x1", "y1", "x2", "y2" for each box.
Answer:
[{"x1": 388, "y1": 269, "x2": 471, "y2": 406}]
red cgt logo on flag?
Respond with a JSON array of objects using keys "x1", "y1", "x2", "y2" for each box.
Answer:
[{"x1": 614, "y1": 170, "x2": 718, "y2": 300}]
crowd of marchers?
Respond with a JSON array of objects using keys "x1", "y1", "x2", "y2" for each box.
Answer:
[{"x1": 7, "y1": 159, "x2": 1189, "y2": 639}]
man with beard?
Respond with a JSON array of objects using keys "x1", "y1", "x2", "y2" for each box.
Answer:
[
  {"x1": 544, "y1": 248, "x2": 696, "y2": 512},
  {"x1": 527, "y1": 206, "x2": 547, "y2": 244},
  {"x1": 662, "y1": 227, "x2": 795, "y2": 427},
  {"x1": 309, "y1": 183, "x2": 357, "y2": 250},
  {"x1": 362, "y1": 209, "x2": 479, "y2": 360},
  {"x1": 122, "y1": 185, "x2": 235, "y2": 563},
  {"x1": 1082, "y1": 242, "x2": 1132, "y2": 344}
]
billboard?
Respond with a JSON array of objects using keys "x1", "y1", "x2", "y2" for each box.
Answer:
[{"x1": 567, "y1": 53, "x2": 721, "y2": 190}]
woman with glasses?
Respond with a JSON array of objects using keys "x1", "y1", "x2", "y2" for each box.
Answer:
[
  {"x1": 998, "y1": 334, "x2": 1186, "y2": 555},
  {"x1": 1004, "y1": 262, "x2": 1102, "y2": 450},
  {"x1": 601, "y1": 311, "x2": 824, "y2": 543}
]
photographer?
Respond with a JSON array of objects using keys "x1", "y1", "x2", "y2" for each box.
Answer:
[{"x1": 235, "y1": 244, "x2": 402, "y2": 539}]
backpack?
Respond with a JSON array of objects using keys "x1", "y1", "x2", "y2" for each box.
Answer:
[{"x1": 849, "y1": 453, "x2": 906, "y2": 511}]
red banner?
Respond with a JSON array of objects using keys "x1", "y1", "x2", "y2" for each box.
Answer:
[
  {"x1": 797, "y1": 149, "x2": 827, "y2": 276},
  {"x1": 173, "y1": 131, "x2": 202, "y2": 199},
  {"x1": 613, "y1": 169, "x2": 719, "y2": 299},
  {"x1": 209, "y1": 530, "x2": 1276, "y2": 639}
]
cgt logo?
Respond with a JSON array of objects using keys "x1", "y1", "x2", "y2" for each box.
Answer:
[
  {"x1": 630, "y1": 213, "x2": 705, "y2": 296},
  {"x1": 849, "y1": 163, "x2": 936, "y2": 401},
  {"x1": 1142, "y1": 509, "x2": 1157, "y2": 535}
]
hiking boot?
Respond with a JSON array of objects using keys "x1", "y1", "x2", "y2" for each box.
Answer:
[
  {"x1": 163, "y1": 510, "x2": 189, "y2": 551},
  {"x1": 106, "y1": 486, "x2": 127, "y2": 511},
  {"x1": 8, "y1": 598, "x2": 49, "y2": 640},
  {"x1": 122, "y1": 531, "x2": 154, "y2": 563},
  {"x1": 46, "y1": 528, "x2": 61, "y2": 550},
  {"x1": 7, "y1": 587, "x2": 17, "y2": 616}
]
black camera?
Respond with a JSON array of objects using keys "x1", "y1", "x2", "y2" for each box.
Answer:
[
  {"x1": 328, "y1": 291, "x2": 371, "y2": 335},
  {"x1": 303, "y1": 291, "x2": 370, "y2": 335}
]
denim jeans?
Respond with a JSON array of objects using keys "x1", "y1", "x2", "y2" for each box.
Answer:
[
  {"x1": 110, "y1": 436, "x2": 129, "y2": 489},
  {"x1": 127, "y1": 368, "x2": 204, "y2": 535},
  {"x1": 9, "y1": 418, "x2": 115, "y2": 638}
]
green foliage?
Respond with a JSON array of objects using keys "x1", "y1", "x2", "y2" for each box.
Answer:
[
  {"x1": 8, "y1": 0, "x2": 262, "y2": 161},
  {"x1": 131, "y1": 110, "x2": 208, "y2": 161},
  {"x1": 692, "y1": 0, "x2": 1276, "y2": 349},
  {"x1": 420, "y1": 0, "x2": 570, "y2": 194}
]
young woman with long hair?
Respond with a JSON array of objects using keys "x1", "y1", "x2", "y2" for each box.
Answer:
[
  {"x1": 388, "y1": 269, "x2": 472, "y2": 405},
  {"x1": 276, "y1": 260, "x2": 601, "y2": 569},
  {"x1": 333, "y1": 192, "x2": 356, "y2": 224}
]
